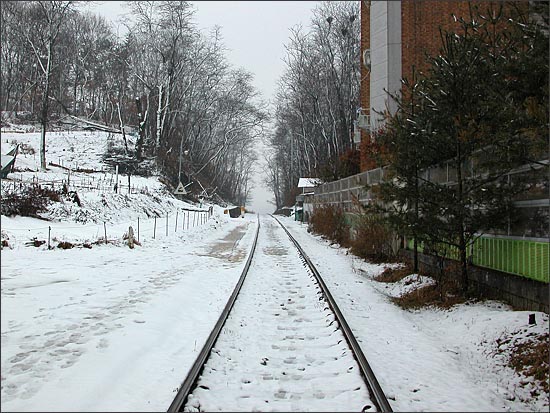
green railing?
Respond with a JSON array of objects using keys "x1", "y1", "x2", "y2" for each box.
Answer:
[{"x1": 406, "y1": 236, "x2": 549, "y2": 283}]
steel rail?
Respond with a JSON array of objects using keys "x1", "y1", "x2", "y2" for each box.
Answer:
[
  {"x1": 271, "y1": 215, "x2": 393, "y2": 412},
  {"x1": 167, "y1": 215, "x2": 261, "y2": 412}
]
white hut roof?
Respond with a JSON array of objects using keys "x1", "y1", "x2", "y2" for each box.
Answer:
[{"x1": 297, "y1": 177, "x2": 322, "y2": 188}]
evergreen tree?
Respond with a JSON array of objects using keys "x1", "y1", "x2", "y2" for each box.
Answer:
[
  {"x1": 376, "y1": 72, "x2": 434, "y2": 272},
  {"x1": 378, "y1": 2, "x2": 548, "y2": 291}
]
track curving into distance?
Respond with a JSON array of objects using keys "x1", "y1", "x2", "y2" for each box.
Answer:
[{"x1": 168, "y1": 215, "x2": 392, "y2": 412}]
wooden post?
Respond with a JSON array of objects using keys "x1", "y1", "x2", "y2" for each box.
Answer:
[
  {"x1": 187, "y1": 211, "x2": 190, "y2": 229},
  {"x1": 175, "y1": 211, "x2": 178, "y2": 232},
  {"x1": 166, "y1": 212, "x2": 168, "y2": 236},
  {"x1": 154, "y1": 217, "x2": 157, "y2": 239},
  {"x1": 104, "y1": 222, "x2": 107, "y2": 244},
  {"x1": 115, "y1": 164, "x2": 119, "y2": 193},
  {"x1": 48, "y1": 226, "x2": 51, "y2": 249},
  {"x1": 193, "y1": 211, "x2": 196, "y2": 227}
]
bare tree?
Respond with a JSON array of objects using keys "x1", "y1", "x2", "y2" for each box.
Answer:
[
  {"x1": 269, "y1": 1, "x2": 360, "y2": 203},
  {"x1": 16, "y1": 1, "x2": 77, "y2": 169},
  {"x1": 1, "y1": 0, "x2": 266, "y2": 205}
]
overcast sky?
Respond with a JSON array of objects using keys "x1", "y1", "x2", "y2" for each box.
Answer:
[{"x1": 85, "y1": 1, "x2": 321, "y2": 214}]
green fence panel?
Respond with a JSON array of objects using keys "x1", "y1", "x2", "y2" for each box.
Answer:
[
  {"x1": 408, "y1": 236, "x2": 549, "y2": 283},
  {"x1": 476, "y1": 237, "x2": 549, "y2": 282}
]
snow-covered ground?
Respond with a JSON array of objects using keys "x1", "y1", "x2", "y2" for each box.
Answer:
[
  {"x1": 283, "y1": 219, "x2": 549, "y2": 412},
  {"x1": 1, "y1": 130, "x2": 548, "y2": 411}
]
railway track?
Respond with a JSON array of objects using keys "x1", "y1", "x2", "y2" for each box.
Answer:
[{"x1": 168, "y1": 215, "x2": 392, "y2": 412}]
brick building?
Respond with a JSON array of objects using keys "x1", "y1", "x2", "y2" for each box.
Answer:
[{"x1": 357, "y1": 0, "x2": 521, "y2": 171}]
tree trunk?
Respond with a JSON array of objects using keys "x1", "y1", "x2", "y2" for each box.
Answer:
[
  {"x1": 459, "y1": 231, "x2": 469, "y2": 292},
  {"x1": 135, "y1": 97, "x2": 145, "y2": 161},
  {"x1": 413, "y1": 168, "x2": 419, "y2": 272},
  {"x1": 413, "y1": 234, "x2": 419, "y2": 273},
  {"x1": 40, "y1": 42, "x2": 53, "y2": 171},
  {"x1": 156, "y1": 83, "x2": 163, "y2": 151},
  {"x1": 159, "y1": 75, "x2": 171, "y2": 153},
  {"x1": 117, "y1": 101, "x2": 128, "y2": 153},
  {"x1": 456, "y1": 141, "x2": 468, "y2": 292}
]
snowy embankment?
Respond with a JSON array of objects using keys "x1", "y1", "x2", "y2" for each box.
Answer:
[
  {"x1": 282, "y1": 218, "x2": 548, "y2": 413},
  {"x1": 1, "y1": 130, "x2": 259, "y2": 411}
]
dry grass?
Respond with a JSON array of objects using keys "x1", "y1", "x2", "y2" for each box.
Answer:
[
  {"x1": 508, "y1": 332, "x2": 549, "y2": 397},
  {"x1": 375, "y1": 262, "x2": 471, "y2": 310},
  {"x1": 392, "y1": 283, "x2": 470, "y2": 310},
  {"x1": 374, "y1": 265, "x2": 413, "y2": 283}
]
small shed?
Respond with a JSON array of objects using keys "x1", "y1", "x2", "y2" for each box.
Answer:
[
  {"x1": 297, "y1": 177, "x2": 322, "y2": 194},
  {"x1": 224, "y1": 206, "x2": 243, "y2": 218},
  {"x1": 1, "y1": 145, "x2": 18, "y2": 178},
  {"x1": 295, "y1": 177, "x2": 322, "y2": 222}
]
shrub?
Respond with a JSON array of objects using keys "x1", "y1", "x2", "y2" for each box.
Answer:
[
  {"x1": 19, "y1": 143, "x2": 35, "y2": 155},
  {"x1": 309, "y1": 205, "x2": 350, "y2": 246},
  {"x1": 10, "y1": 140, "x2": 35, "y2": 155},
  {"x1": 1, "y1": 185, "x2": 60, "y2": 217},
  {"x1": 350, "y1": 213, "x2": 399, "y2": 263},
  {"x1": 25, "y1": 238, "x2": 46, "y2": 247}
]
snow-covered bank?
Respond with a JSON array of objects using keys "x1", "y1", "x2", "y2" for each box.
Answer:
[
  {"x1": 1, "y1": 130, "x2": 259, "y2": 410},
  {"x1": 1, "y1": 209, "x2": 258, "y2": 411},
  {"x1": 282, "y1": 217, "x2": 549, "y2": 412}
]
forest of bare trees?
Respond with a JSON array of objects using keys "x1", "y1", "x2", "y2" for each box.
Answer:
[
  {"x1": 266, "y1": 1, "x2": 361, "y2": 209},
  {"x1": 1, "y1": 1, "x2": 266, "y2": 205}
]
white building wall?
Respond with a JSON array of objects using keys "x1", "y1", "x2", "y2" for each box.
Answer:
[{"x1": 369, "y1": 0, "x2": 401, "y2": 133}]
